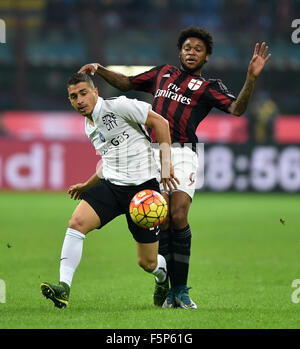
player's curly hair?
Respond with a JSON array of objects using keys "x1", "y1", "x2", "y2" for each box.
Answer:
[
  {"x1": 68, "y1": 73, "x2": 95, "y2": 88},
  {"x1": 177, "y1": 26, "x2": 213, "y2": 55}
]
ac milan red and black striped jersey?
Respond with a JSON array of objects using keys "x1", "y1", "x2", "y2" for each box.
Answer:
[{"x1": 129, "y1": 64, "x2": 236, "y2": 147}]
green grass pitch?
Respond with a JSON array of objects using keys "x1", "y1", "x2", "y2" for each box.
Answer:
[{"x1": 0, "y1": 191, "x2": 300, "y2": 329}]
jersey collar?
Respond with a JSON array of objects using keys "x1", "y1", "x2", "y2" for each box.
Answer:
[
  {"x1": 180, "y1": 67, "x2": 205, "y2": 80},
  {"x1": 91, "y1": 96, "x2": 103, "y2": 121}
]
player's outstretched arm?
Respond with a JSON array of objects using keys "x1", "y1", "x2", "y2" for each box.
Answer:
[
  {"x1": 228, "y1": 42, "x2": 271, "y2": 116},
  {"x1": 145, "y1": 110, "x2": 180, "y2": 192},
  {"x1": 78, "y1": 63, "x2": 132, "y2": 92}
]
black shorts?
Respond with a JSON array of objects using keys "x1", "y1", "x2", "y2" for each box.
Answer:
[{"x1": 80, "y1": 178, "x2": 161, "y2": 243}]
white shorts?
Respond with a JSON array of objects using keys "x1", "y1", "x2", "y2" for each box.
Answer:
[{"x1": 153, "y1": 146, "x2": 198, "y2": 199}]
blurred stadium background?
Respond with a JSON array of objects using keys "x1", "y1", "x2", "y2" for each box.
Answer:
[{"x1": 0, "y1": 0, "x2": 300, "y2": 193}]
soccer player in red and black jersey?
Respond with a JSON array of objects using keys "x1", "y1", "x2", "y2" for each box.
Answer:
[{"x1": 79, "y1": 26, "x2": 271, "y2": 310}]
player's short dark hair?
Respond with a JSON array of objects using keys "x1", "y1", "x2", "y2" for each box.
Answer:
[
  {"x1": 177, "y1": 26, "x2": 213, "y2": 55},
  {"x1": 67, "y1": 73, "x2": 95, "y2": 88}
]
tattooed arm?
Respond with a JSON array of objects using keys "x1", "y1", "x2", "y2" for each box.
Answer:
[
  {"x1": 228, "y1": 42, "x2": 271, "y2": 116},
  {"x1": 228, "y1": 76, "x2": 256, "y2": 116}
]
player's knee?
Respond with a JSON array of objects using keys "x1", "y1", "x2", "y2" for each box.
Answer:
[
  {"x1": 170, "y1": 209, "x2": 188, "y2": 229},
  {"x1": 137, "y1": 257, "x2": 157, "y2": 273},
  {"x1": 68, "y1": 214, "x2": 86, "y2": 232}
]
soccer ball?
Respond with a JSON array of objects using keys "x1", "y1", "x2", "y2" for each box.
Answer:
[{"x1": 129, "y1": 189, "x2": 168, "y2": 229}]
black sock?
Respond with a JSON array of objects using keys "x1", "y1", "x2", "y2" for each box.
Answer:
[
  {"x1": 170, "y1": 224, "x2": 192, "y2": 288},
  {"x1": 158, "y1": 228, "x2": 173, "y2": 281}
]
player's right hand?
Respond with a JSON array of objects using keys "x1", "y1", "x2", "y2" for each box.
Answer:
[
  {"x1": 78, "y1": 63, "x2": 100, "y2": 76},
  {"x1": 67, "y1": 183, "x2": 87, "y2": 200},
  {"x1": 161, "y1": 165, "x2": 180, "y2": 193}
]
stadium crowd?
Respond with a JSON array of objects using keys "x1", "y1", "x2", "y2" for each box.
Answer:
[{"x1": 0, "y1": 0, "x2": 299, "y2": 113}]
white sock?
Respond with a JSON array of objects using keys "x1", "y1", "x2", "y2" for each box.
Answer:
[
  {"x1": 59, "y1": 228, "x2": 85, "y2": 287},
  {"x1": 152, "y1": 254, "x2": 167, "y2": 284}
]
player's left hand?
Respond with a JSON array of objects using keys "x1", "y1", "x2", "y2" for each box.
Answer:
[
  {"x1": 247, "y1": 42, "x2": 271, "y2": 80},
  {"x1": 161, "y1": 165, "x2": 180, "y2": 192},
  {"x1": 67, "y1": 183, "x2": 87, "y2": 200}
]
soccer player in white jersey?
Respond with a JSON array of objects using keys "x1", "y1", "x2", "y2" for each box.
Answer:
[{"x1": 40, "y1": 73, "x2": 179, "y2": 308}]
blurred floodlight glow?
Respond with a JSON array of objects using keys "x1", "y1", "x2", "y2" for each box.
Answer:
[
  {"x1": 0, "y1": 19, "x2": 6, "y2": 43},
  {"x1": 106, "y1": 65, "x2": 154, "y2": 75}
]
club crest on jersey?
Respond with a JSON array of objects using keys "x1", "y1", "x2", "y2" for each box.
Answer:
[
  {"x1": 98, "y1": 131, "x2": 106, "y2": 142},
  {"x1": 188, "y1": 79, "x2": 203, "y2": 91}
]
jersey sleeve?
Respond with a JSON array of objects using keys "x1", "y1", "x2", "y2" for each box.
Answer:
[
  {"x1": 204, "y1": 79, "x2": 236, "y2": 113},
  {"x1": 113, "y1": 96, "x2": 151, "y2": 125},
  {"x1": 129, "y1": 65, "x2": 163, "y2": 94}
]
